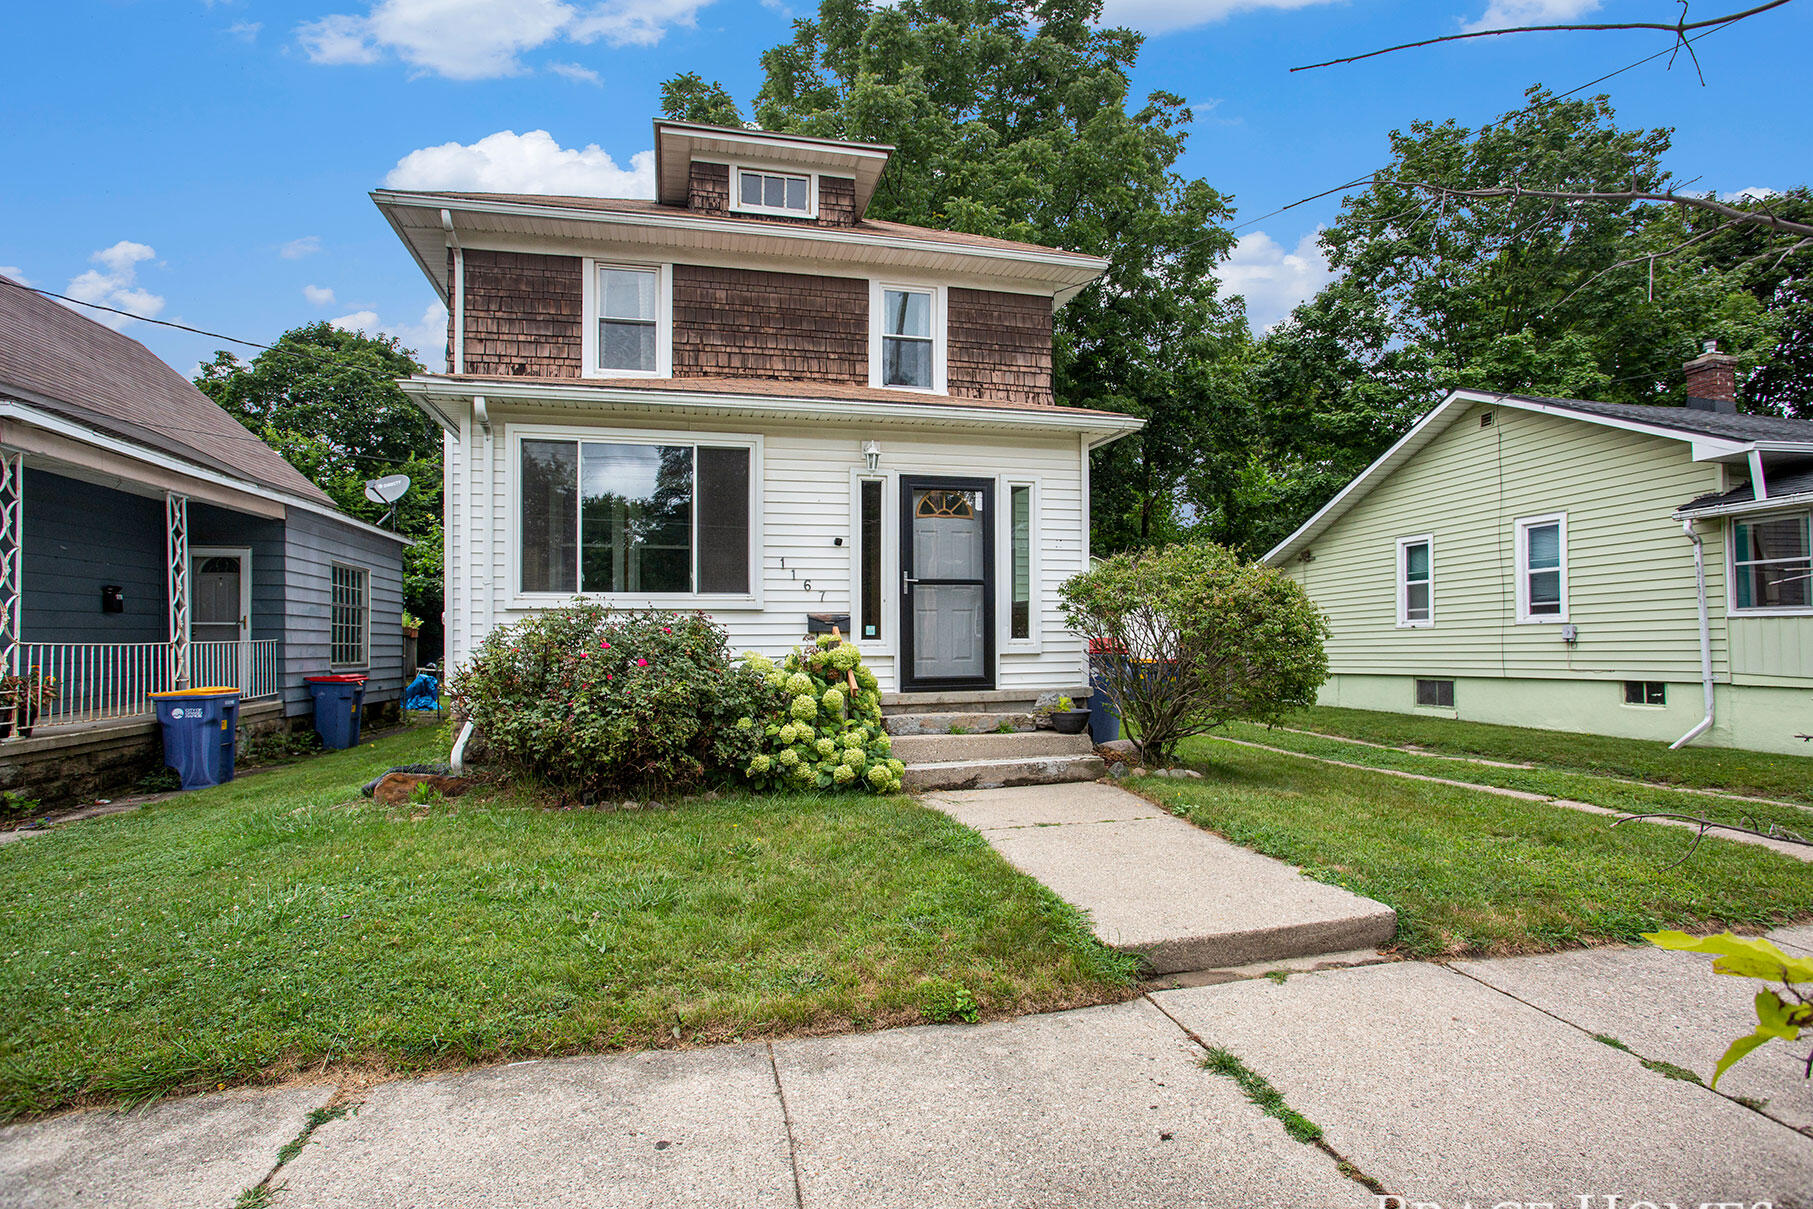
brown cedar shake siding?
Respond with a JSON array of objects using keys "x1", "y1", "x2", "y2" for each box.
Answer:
[
  {"x1": 461, "y1": 249, "x2": 583, "y2": 378},
  {"x1": 946, "y1": 288, "x2": 1053, "y2": 406},
  {"x1": 672, "y1": 265, "x2": 867, "y2": 383}
]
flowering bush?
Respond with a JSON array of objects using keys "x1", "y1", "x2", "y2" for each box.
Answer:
[
  {"x1": 740, "y1": 635, "x2": 905, "y2": 794},
  {"x1": 451, "y1": 604, "x2": 767, "y2": 797}
]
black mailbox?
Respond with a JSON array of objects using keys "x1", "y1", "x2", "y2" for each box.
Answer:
[{"x1": 806, "y1": 612, "x2": 851, "y2": 636}]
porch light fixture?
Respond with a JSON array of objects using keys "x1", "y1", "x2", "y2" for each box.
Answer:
[{"x1": 863, "y1": 441, "x2": 881, "y2": 472}]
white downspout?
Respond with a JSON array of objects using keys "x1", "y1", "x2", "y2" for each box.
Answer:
[
  {"x1": 1670, "y1": 518, "x2": 1715, "y2": 749},
  {"x1": 450, "y1": 718, "x2": 475, "y2": 775}
]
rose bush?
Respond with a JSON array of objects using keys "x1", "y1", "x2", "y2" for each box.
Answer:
[
  {"x1": 740, "y1": 635, "x2": 905, "y2": 794},
  {"x1": 451, "y1": 604, "x2": 767, "y2": 797}
]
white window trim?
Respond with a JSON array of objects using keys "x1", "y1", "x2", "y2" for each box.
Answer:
[
  {"x1": 329, "y1": 562, "x2": 371, "y2": 670},
  {"x1": 727, "y1": 161, "x2": 820, "y2": 220},
  {"x1": 1727, "y1": 509, "x2": 1813, "y2": 617},
  {"x1": 849, "y1": 470, "x2": 898, "y2": 659},
  {"x1": 868, "y1": 279, "x2": 947, "y2": 394},
  {"x1": 1514, "y1": 512, "x2": 1569, "y2": 624},
  {"x1": 506, "y1": 422, "x2": 763, "y2": 611},
  {"x1": 1000, "y1": 477, "x2": 1042, "y2": 652},
  {"x1": 581, "y1": 259, "x2": 673, "y2": 380},
  {"x1": 1395, "y1": 534, "x2": 1434, "y2": 629}
]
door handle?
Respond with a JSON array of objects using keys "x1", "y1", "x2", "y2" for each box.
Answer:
[{"x1": 902, "y1": 571, "x2": 920, "y2": 594}]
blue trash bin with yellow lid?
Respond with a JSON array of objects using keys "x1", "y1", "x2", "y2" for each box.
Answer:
[
  {"x1": 306, "y1": 674, "x2": 368, "y2": 749},
  {"x1": 148, "y1": 687, "x2": 241, "y2": 790}
]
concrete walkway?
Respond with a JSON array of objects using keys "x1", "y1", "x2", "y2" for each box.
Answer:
[
  {"x1": 923, "y1": 781, "x2": 1398, "y2": 972},
  {"x1": 6, "y1": 938, "x2": 1810, "y2": 1208}
]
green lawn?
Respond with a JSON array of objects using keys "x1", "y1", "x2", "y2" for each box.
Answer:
[
  {"x1": 1144, "y1": 737, "x2": 1813, "y2": 960},
  {"x1": 1280, "y1": 705, "x2": 1813, "y2": 805},
  {"x1": 1217, "y1": 722, "x2": 1813, "y2": 837},
  {"x1": 0, "y1": 728, "x2": 1136, "y2": 1120}
]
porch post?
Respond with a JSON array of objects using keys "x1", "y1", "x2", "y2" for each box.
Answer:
[
  {"x1": 0, "y1": 448, "x2": 22, "y2": 680},
  {"x1": 166, "y1": 492, "x2": 190, "y2": 689}
]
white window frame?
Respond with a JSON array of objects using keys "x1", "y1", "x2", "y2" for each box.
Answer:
[
  {"x1": 868, "y1": 279, "x2": 947, "y2": 394},
  {"x1": 728, "y1": 162, "x2": 819, "y2": 219},
  {"x1": 1727, "y1": 509, "x2": 1813, "y2": 617},
  {"x1": 1396, "y1": 534, "x2": 1434, "y2": 628},
  {"x1": 1000, "y1": 477, "x2": 1042, "y2": 652},
  {"x1": 581, "y1": 259, "x2": 673, "y2": 380},
  {"x1": 849, "y1": 470, "x2": 897, "y2": 659},
  {"x1": 329, "y1": 562, "x2": 370, "y2": 670},
  {"x1": 1514, "y1": 512, "x2": 1569, "y2": 624},
  {"x1": 507, "y1": 423, "x2": 763, "y2": 610}
]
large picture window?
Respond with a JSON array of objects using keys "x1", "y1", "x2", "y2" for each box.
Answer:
[
  {"x1": 1733, "y1": 511, "x2": 1812, "y2": 611},
  {"x1": 520, "y1": 437, "x2": 753, "y2": 597},
  {"x1": 1515, "y1": 514, "x2": 1568, "y2": 622},
  {"x1": 330, "y1": 563, "x2": 369, "y2": 668}
]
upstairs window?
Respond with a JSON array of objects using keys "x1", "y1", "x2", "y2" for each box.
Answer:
[
  {"x1": 734, "y1": 168, "x2": 813, "y2": 217},
  {"x1": 1732, "y1": 511, "x2": 1812, "y2": 612},
  {"x1": 597, "y1": 266, "x2": 657, "y2": 373},
  {"x1": 1515, "y1": 514, "x2": 1568, "y2": 623},
  {"x1": 1397, "y1": 536, "x2": 1433, "y2": 627},
  {"x1": 872, "y1": 284, "x2": 943, "y2": 391},
  {"x1": 519, "y1": 437, "x2": 754, "y2": 598}
]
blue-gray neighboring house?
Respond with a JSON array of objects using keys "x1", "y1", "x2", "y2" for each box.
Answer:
[{"x1": 0, "y1": 273, "x2": 411, "y2": 801}]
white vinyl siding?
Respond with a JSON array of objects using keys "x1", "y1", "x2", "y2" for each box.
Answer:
[{"x1": 444, "y1": 407, "x2": 1090, "y2": 693}]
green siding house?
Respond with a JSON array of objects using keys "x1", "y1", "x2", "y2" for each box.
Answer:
[{"x1": 1264, "y1": 346, "x2": 1813, "y2": 755}]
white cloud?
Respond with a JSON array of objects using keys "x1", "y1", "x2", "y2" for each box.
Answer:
[
  {"x1": 0, "y1": 266, "x2": 31, "y2": 286},
  {"x1": 1216, "y1": 229, "x2": 1332, "y2": 333},
  {"x1": 1723, "y1": 186, "x2": 1778, "y2": 203},
  {"x1": 227, "y1": 20, "x2": 262, "y2": 41},
  {"x1": 547, "y1": 60, "x2": 602, "y2": 83},
  {"x1": 332, "y1": 301, "x2": 450, "y2": 366},
  {"x1": 1462, "y1": 0, "x2": 1599, "y2": 34},
  {"x1": 297, "y1": 0, "x2": 711, "y2": 80},
  {"x1": 303, "y1": 284, "x2": 337, "y2": 306},
  {"x1": 1096, "y1": 0, "x2": 1344, "y2": 36},
  {"x1": 280, "y1": 235, "x2": 322, "y2": 259},
  {"x1": 64, "y1": 241, "x2": 166, "y2": 330},
  {"x1": 385, "y1": 129, "x2": 655, "y2": 197}
]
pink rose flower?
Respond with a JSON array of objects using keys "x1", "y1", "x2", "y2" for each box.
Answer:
[{"x1": 635, "y1": 657, "x2": 649, "y2": 667}]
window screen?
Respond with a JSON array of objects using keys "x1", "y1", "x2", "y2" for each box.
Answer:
[
  {"x1": 1415, "y1": 678, "x2": 1454, "y2": 708},
  {"x1": 330, "y1": 564, "x2": 368, "y2": 668},
  {"x1": 882, "y1": 289, "x2": 933, "y2": 388}
]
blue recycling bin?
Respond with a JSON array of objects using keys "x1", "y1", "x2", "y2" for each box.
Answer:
[
  {"x1": 306, "y1": 674, "x2": 368, "y2": 749},
  {"x1": 149, "y1": 688, "x2": 241, "y2": 790},
  {"x1": 1088, "y1": 662, "x2": 1122, "y2": 744}
]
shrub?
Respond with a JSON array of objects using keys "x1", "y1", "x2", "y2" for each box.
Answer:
[
  {"x1": 1059, "y1": 542, "x2": 1329, "y2": 765},
  {"x1": 740, "y1": 635, "x2": 905, "y2": 794},
  {"x1": 451, "y1": 604, "x2": 767, "y2": 797}
]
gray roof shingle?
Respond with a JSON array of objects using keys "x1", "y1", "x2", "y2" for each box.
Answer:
[
  {"x1": 0, "y1": 275, "x2": 333, "y2": 505},
  {"x1": 1505, "y1": 394, "x2": 1813, "y2": 444},
  {"x1": 1680, "y1": 460, "x2": 1813, "y2": 513}
]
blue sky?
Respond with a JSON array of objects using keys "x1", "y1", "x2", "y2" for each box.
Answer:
[{"x1": 3, "y1": 0, "x2": 1808, "y2": 378}]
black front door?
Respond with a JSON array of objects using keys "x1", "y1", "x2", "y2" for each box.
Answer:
[{"x1": 900, "y1": 476, "x2": 995, "y2": 692}]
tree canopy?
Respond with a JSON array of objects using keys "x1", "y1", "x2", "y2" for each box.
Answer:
[
  {"x1": 194, "y1": 323, "x2": 444, "y2": 652},
  {"x1": 662, "y1": 0, "x2": 1250, "y2": 550}
]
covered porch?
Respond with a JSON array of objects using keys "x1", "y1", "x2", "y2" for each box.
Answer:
[{"x1": 0, "y1": 448, "x2": 283, "y2": 740}]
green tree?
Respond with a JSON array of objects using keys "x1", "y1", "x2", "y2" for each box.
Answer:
[
  {"x1": 194, "y1": 323, "x2": 444, "y2": 654},
  {"x1": 661, "y1": 0, "x2": 1250, "y2": 550}
]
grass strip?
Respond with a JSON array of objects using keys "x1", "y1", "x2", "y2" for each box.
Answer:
[{"x1": 1198, "y1": 1047, "x2": 1322, "y2": 1144}]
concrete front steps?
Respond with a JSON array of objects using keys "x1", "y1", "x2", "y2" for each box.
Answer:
[{"x1": 882, "y1": 690, "x2": 1105, "y2": 791}]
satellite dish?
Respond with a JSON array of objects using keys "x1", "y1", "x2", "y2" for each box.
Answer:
[{"x1": 364, "y1": 474, "x2": 411, "y2": 506}]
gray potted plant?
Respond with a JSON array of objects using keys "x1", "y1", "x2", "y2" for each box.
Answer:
[{"x1": 1045, "y1": 694, "x2": 1091, "y2": 736}]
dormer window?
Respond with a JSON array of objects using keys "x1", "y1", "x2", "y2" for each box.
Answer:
[{"x1": 734, "y1": 167, "x2": 814, "y2": 218}]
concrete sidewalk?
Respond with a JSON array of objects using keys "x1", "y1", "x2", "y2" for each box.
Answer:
[
  {"x1": 924, "y1": 781, "x2": 1398, "y2": 972},
  {"x1": 6, "y1": 939, "x2": 1810, "y2": 1208}
]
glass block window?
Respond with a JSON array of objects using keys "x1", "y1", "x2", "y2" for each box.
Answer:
[{"x1": 330, "y1": 563, "x2": 368, "y2": 668}]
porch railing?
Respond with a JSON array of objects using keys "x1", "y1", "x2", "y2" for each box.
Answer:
[{"x1": 10, "y1": 639, "x2": 280, "y2": 732}]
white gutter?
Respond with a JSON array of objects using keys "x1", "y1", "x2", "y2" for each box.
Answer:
[
  {"x1": 0, "y1": 400, "x2": 413, "y2": 545},
  {"x1": 442, "y1": 209, "x2": 464, "y2": 376},
  {"x1": 450, "y1": 718, "x2": 475, "y2": 775},
  {"x1": 1673, "y1": 489, "x2": 1813, "y2": 521},
  {"x1": 1670, "y1": 518, "x2": 1716, "y2": 750}
]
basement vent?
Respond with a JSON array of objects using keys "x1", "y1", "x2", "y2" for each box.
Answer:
[
  {"x1": 1415, "y1": 678, "x2": 1455, "y2": 708},
  {"x1": 1479, "y1": 411, "x2": 1495, "y2": 428}
]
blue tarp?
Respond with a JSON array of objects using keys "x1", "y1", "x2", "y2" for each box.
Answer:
[{"x1": 403, "y1": 673, "x2": 440, "y2": 711}]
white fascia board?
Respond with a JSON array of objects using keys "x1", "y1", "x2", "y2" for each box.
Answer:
[
  {"x1": 0, "y1": 400, "x2": 414, "y2": 546},
  {"x1": 1263, "y1": 388, "x2": 1762, "y2": 566},
  {"x1": 399, "y1": 376, "x2": 1145, "y2": 440},
  {"x1": 373, "y1": 191, "x2": 1108, "y2": 288},
  {"x1": 1674, "y1": 490, "x2": 1813, "y2": 521}
]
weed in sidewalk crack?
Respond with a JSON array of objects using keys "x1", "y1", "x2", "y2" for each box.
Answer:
[
  {"x1": 1640, "y1": 1058, "x2": 1705, "y2": 1085},
  {"x1": 1198, "y1": 1047, "x2": 1322, "y2": 1144},
  {"x1": 233, "y1": 1188, "x2": 273, "y2": 1209},
  {"x1": 1593, "y1": 1033, "x2": 1634, "y2": 1053}
]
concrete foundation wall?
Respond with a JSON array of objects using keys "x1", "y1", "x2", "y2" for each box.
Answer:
[{"x1": 1317, "y1": 673, "x2": 1813, "y2": 755}]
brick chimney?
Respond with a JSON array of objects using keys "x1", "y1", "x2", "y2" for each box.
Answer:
[{"x1": 1683, "y1": 340, "x2": 1738, "y2": 414}]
